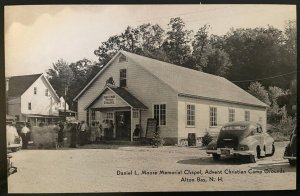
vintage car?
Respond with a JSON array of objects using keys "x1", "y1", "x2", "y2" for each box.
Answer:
[
  {"x1": 7, "y1": 125, "x2": 23, "y2": 152},
  {"x1": 283, "y1": 125, "x2": 297, "y2": 166},
  {"x1": 206, "y1": 121, "x2": 275, "y2": 163}
]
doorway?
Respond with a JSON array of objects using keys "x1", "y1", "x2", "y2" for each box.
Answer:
[{"x1": 115, "y1": 111, "x2": 131, "y2": 140}]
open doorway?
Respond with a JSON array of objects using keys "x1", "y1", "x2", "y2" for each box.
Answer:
[{"x1": 115, "y1": 111, "x2": 131, "y2": 140}]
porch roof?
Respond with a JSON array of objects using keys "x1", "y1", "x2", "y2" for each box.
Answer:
[{"x1": 85, "y1": 85, "x2": 148, "y2": 110}]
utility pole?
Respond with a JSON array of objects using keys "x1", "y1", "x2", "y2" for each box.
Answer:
[{"x1": 64, "y1": 85, "x2": 68, "y2": 121}]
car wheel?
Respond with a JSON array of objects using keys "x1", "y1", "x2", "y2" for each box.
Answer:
[
  {"x1": 256, "y1": 146, "x2": 261, "y2": 159},
  {"x1": 11, "y1": 148, "x2": 17, "y2": 152},
  {"x1": 289, "y1": 159, "x2": 296, "y2": 166},
  {"x1": 284, "y1": 144, "x2": 291, "y2": 156},
  {"x1": 270, "y1": 144, "x2": 275, "y2": 156},
  {"x1": 212, "y1": 154, "x2": 221, "y2": 161}
]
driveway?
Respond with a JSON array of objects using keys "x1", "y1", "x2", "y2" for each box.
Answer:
[{"x1": 8, "y1": 142, "x2": 296, "y2": 193}]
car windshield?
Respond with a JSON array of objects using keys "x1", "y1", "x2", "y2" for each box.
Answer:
[{"x1": 221, "y1": 125, "x2": 247, "y2": 131}]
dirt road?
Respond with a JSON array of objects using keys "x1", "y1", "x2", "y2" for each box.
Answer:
[{"x1": 8, "y1": 142, "x2": 296, "y2": 193}]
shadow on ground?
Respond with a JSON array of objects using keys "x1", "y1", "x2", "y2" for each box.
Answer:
[{"x1": 177, "y1": 157, "x2": 246, "y2": 165}]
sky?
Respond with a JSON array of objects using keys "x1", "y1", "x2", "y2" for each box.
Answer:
[{"x1": 5, "y1": 4, "x2": 296, "y2": 77}]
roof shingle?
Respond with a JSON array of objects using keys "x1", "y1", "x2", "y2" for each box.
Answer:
[
  {"x1": 121, "y1": 51, "x2": 267, "y2": 108},
  {"x1": 7, "y1": 74, "x2": 42, "y2": 97}
]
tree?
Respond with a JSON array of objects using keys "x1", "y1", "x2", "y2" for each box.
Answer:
[
  {"x1": 47, "y1": 59, "x2": 74, "y2": 98},
  {"x1": 248, "y1": 82, "x2": 270, "y2": 106},
  {"x1": 192, "y1": 25, "x2": 211, "y2": 70},
  {"x1": 223, "y1": 26, "x2": 285, "y2": 89},
  {"x1": 162, "y1": 17, "x2": 193, "y2": 67}
]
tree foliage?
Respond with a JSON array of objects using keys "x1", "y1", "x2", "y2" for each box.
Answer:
[{"x1": 47, "y1": 17, "x2": 296, "y2": 123}]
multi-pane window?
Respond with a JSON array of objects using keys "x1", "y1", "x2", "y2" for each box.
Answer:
[
  {"x1": 209, "y1": 107, "x2": 217, "y2": 127},
  {"x1": 186, "y1": 104, "x2": 195, "y2": 126},
  {"x1": 107, "y1": 112, "x2": 114, "y2": 120},
  {"x1": 28, "y1": 102, "x2": 31, "y2": 110},
  {"x1": 228, "y1": 108, "x2": 235, "y2": 122},
  {"x1": 34, "y1": 87, "x2": 37, "y2": 94},
  {"x1": 91, "y1": 110, "x2": 96, "y2": 120},
  {"x1": 245, "y1": 111, "x2": 250, "y2": 121},
  {"x1": 45, "y1": 89, "x2": 48, "y2": 96},
  {"x1": 259, "y1": 117, "x2": 263, "y2": 123},
  {"x1": 120, "y1": 69, "x2": 127, "y2": 87},
  {"x1": 133, "y1": 110, "x2": 139, "y2": 118},
  {"x1": 154, "y1": 104, "x2": 166, "y2": 125}
]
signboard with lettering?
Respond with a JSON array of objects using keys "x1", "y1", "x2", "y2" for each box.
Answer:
[
  {"x1": 103, "y1": 94, "x2": 116, "y2": 105},
  {"x1": 145, "y1": 118, "x2": 157, "y2": 138}
]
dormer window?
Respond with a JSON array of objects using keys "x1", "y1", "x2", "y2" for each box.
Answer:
[
  {"x1": 34, "y1": 87, "x2": 37, "y2": 95},
  {"x1": 120, "y1": 69, "x2": 127, "y2": 87},
  {"x1": 45, "y1": 89, "x2": 49, "y2": 96},
  {"x1": 118, "y1": 54, "x2": 127, "y2": 63}
]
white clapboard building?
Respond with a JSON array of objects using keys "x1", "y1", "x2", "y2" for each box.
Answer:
[
  {"x1": 6, "y1": 73, "x2": 62, "y2": 125},
  {"x1": 73, "y1": 51, "x2": 267, "y2": 145}
]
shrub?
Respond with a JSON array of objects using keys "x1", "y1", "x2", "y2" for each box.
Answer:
[
  {"x1": 151, "y1": 127, "x2": 165, "y2": 147},
  {"x1": 31, "y1": 125, "x2": 59, "y2": 148},
  {"x1": 202, "y1": 132, "x2": 213, "y2": 146}
]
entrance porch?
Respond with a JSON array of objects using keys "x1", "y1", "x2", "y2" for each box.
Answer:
[{"x1": 84, "y1": 85, "x2": 148, "y2": 142}]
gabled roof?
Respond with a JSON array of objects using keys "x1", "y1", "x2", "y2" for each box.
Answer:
[
  {"x1": 7, "y1": 73, "x2": 42, "y2": 97},
  {"x1": 85, "y1": 85, "x2": 148, "y2": 110},
  {"x1": 7, "y1": 73, "x2": 60, "y2": 102},
  {"x1": 75, "y1": 50, "x2": 267, "y2": 108},
  {"x1": 122, "y1": 51, "x2": 267, "y2": 108}
]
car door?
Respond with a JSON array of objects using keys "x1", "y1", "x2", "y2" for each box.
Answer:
[{"x1": 252, "y1": 124, "x2": 264, "y2": 150}]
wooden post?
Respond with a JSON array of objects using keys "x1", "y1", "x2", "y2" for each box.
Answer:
[{"x1": 130, "y1": 108, "x2": 133, "y2": 142}]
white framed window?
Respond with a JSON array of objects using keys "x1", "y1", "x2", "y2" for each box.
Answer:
[
  {"x1": 209, "y1": 107, "x2": 217, "y2": 127},
  {"x1": 228, "y1": 108, "x2": 235, "y2": 122},
  {"x1": 245, "y1": 111, "x2": 250, "y2": 121},
  {"x1": 259, "y1": 116, "x2": 263, "y2": 123},
  {"x1": 153, "y1": 104, "x2": 166, "y2": 126},
  {"x1": 28, "y1": 102, "x2": 31, "y2": 110},
  {"x1": 34, "y1": 87, "x2": 37, "y2": 95},
  {"x1": 186, "y1": 104, "x2": 195, "y2": 127},
  {"x1": 107, "y1": 112, "x2": 114, "y2": 120},
  {"x1": 91, "y1": 110, "x2": 96, "y2": 120},
  {"x1": 133, "y1": 110, "x2": 139, "y2": 118},
  {"x1": 45, "y1": 89, "x2": 49, "y2": 96},
  {"x1": 120, "y1": 69, "x2": 127, "y2": 87}
]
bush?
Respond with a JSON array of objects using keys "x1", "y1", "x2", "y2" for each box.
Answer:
[
  {"x1": 31, "y1": 125, "x2": 59, "y2": 148},
  {"x1": 202, "y1": 132, "x2": 213, "y2": 146},
  {"x1": 151, "y1": 127, "x2": 165, "y2": 147}
]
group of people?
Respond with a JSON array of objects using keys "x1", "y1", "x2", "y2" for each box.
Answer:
[{"x1": 57, "y1": 119, "x2": 114, "y2": 148}]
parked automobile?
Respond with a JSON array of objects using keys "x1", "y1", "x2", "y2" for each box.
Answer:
[
  {"x1": 7, "y1": 125, "x2": 23, "y2": 152},
  {"x1": 7, "y1": 152, "x2": 17, "y2": 176},
  {"x1": 206, "y1": 121, "x2": 275, "y2": 163},
  {"x1": 283, "y1": 125, "x2": 297, "y2": 166}
]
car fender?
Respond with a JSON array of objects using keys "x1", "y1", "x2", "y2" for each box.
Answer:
[
  {"x1": 239, "y1": 137, "x2": 260, "y2": 152},
  {"x1": 263, "y1": 133, "x2": 274, "y2": 154}
]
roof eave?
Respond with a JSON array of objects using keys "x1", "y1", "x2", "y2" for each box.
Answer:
[
  {"x1": 178, "y1": 93, "x2": 268, "y2": 109},
  {"x1": 73, "y1": 51, "x2": 122, "y2": 101}
]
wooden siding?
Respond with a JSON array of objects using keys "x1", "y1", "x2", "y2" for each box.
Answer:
[
  {"x1": 21, "y1": 76, "x2": 60, "y2": 116},
  {"x1": 77, "y1": 53, "x2": 178, "y2": 138},
  {"x1": 178, "y1": 96, "x2": 267, "y2": 139},
  {"x1": 90, "y1": 89, "x2": 129, "y2": 109},
  {"x1": 7, "y1": 97, "x2": 21, "y2": 118}
]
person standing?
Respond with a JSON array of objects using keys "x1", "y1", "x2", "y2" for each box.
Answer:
[
  {"x1": 95, "y1": 122, "x2": 100, "y2": 143},
  {"x1": 78, "y1": 121, "x2": 87, "y2": 146},
  {"x1": 69, "y1": 123, "x2": 77, "y2": 148},
  {"x1": 90, "y1": 122, "x2": 96, "y2": 144},
  {"x1": 57, "y1": 122, "x2": 64, "y2": 148},
  {"x1": 21, "y1": 124, "x2": 30, "y2": 149}
]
